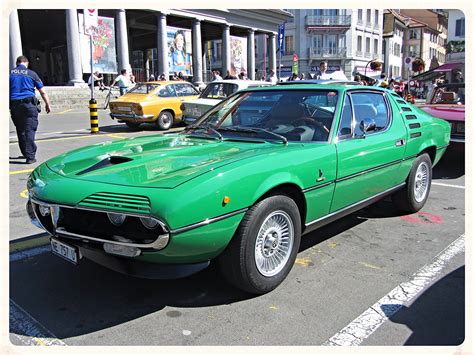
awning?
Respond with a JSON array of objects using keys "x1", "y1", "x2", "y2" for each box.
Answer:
[
  {"x1": 433, "y1": 62, "x2": 463, "y2": 72},
  {"x1": 411, "y1": 62, "x2": 463, "y2": 82}
]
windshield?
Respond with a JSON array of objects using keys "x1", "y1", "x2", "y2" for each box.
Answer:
[
  {"x1": 200, "y1": 83, "x2": 239, "y2": 100},
  {"x1": 187, "y1": 89, "x2": 339, "y2": 143},
  {"x1": 431, "y1": 84, "x2": 465, "y2": 105},
  {"x1": 128, "y1": 83, "x2": 160, "y2": 94}
]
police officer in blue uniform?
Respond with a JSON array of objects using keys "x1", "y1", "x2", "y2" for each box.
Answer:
[{"x1": 10, "y1": 55, "x2": 51, "y2": 164}]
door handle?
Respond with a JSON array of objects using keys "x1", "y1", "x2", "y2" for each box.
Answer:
[
  {"x1": 395, "y1": 138, "x2": 406, "y2": 146},
  {"x1": 316, "y1": 169, "x2": 325, "y2": 182}
]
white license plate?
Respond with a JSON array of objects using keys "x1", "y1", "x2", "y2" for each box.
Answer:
[
  {"x1": 117, "y1": 106, "x2": 132, "y2": 112},
  {"x1": 51, "y1": 238, "x2": 80, "y2": 265}
]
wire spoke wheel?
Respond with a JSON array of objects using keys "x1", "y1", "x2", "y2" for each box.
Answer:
[
  {"x1": 414, "y1": 161, "x2": 429, "y2": 202},
  {"x1": 254, "y1": 210, "x2": 294, "y2": 277}
]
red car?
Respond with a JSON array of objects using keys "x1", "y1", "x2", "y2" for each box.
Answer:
[{"x1": 418, "y1": 82, "x2": 465, "y2": 145}]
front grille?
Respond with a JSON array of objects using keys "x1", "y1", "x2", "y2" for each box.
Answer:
[
  {"x1": 57, "y1": 207, "x2": 165, "y2": 245},
  {"x1": 78, "y1": 192, "x2": 151, "y2": 214}
]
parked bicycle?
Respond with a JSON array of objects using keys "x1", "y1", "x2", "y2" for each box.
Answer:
[{"x1": 103, "y1": 86, "x2": 120, "y2": 109}]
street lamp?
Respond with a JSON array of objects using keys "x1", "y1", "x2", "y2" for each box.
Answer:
[{"x1": 364, "y1": 58, "x2": 382, "y2": 77}]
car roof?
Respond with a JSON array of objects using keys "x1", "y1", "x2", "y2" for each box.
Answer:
[
  {"x1": 141, "y1": 81, "x2": 195, "y2": 86},
  {"x1": 207, "y1": 80, "x2": 271, "y2": 86},
  {"x1": 240, "y1": 83, "x2": 386, "y2": 93},
  {"x1": 278, "y1": 79, "x2": 359, "y2": 86}
]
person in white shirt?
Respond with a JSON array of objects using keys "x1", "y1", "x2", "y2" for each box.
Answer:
[
  {"x1": 111, "y1": 69, "x2": 131, "y2": 96},
  {"x1": 88, "y1": 71, "x2": 106, "y2": 90}
]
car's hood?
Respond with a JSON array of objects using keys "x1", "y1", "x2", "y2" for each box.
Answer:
[
  {"x1": 46, "y1": 134, "x2": 283, "y2": 188},
  {"x1": 418, "y1": 104, "x2": 465, "y2": 122}
]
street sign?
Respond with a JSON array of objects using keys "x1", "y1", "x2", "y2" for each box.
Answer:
[{"x1": 83, "y1": 9, "x2": 98, "y2": 34}]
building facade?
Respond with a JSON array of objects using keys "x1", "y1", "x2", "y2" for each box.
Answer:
[
  {"x1": 9, "y1": 9, "x2": 291, "y2": 86},
  {"x1": 446, "y1": 9, "x2": 465, "y2": 63},
  {"x1": 398, "y1": 9, "x2": 448, "y2": 80},
  {"x1": 382, "y1": 10, "x2": 407, "y2": 79},
  {"x1": 253, "y1": 9, "x2": 383, "y2": 80}
]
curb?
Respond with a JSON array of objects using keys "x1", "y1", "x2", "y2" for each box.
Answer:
[{"x1": 9, "y1": 233, "x2": 50, "y2": 254}]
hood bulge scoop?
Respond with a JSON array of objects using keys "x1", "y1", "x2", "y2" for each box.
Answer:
[{"x1": 76, "y1": 156, "x2": 133, "y2": 176}]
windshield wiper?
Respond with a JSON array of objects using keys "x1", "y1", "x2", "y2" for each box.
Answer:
[
  {"x1": 182, "y1": 124, "x2": 223, "y2": 141},
  {"x1": 218, "y1": 126, "x2": 288, "y2": 144}
]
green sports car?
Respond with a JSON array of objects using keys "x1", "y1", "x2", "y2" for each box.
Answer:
[{"x1": 27, "y1": 84, "x2": 450, "y2": 294}]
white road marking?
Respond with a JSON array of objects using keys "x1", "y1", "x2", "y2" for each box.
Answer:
[
  {"x1": 432, "y1": 182, "x2": 465, "y2": 189},
  {"x1": 323, "y1": 234, "x2": 465, "y2": 346},
  {"x1": 10, "y1": 299, "x2": 66, "y2": 346}
]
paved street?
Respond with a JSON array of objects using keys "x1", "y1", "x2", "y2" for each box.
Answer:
[{"x1": 8, "y1": 108, "x2": 465, "y2": 347}]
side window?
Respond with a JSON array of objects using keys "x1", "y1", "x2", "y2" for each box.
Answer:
[
  {"x1": 351, "y1": 92, "x2": 389, "y2": 136},
  {"x1": 175, "y1": 84, "x2": 198, "y2": 96},
  {"x1": 338, "y1": 95, "x2": 352, "y2": 137},
  {"x1": 158, "y1": 85, "x2": 176, "y2": 98}
]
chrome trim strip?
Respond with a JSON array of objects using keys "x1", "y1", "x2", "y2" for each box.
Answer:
[
  {"x1": 55, "y1": 228, "x2": 169, "y2": 249},
  {"x1": 171, "y1": 208, "x2": 249, "y2": 234},
  {"x1": 305, "y1": 183, "x2": 405, "y2": 228},
  {"x1": 450, "y1": 138, "x2": 464, "y2": 143},
  {"x1": 302, "y1": 181, "x2": 334, "y2": 193},
  {"x1": 336, "y1": 159, "x2": 402, "y2": 183}
]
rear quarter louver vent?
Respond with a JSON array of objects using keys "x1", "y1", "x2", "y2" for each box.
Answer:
[{"x1": 78, "y1": 192, "x2": 151, "y2": 214}]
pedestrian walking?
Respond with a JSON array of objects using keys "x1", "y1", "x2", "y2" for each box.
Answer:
[
  {"x1": 111, "y1": 69, "x2": 131, "y2": 96},
  {"x1": 10, "y1": 55, "x2": 51, "y2": 164}
]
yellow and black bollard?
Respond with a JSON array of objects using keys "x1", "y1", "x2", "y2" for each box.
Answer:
[{"x1": 89, "y1": 98, "x2": 99, "y2": 134}]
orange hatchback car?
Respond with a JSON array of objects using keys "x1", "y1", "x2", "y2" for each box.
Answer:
[{"x1": 109, "y1": 81, "x2": 199, "y2": 130}]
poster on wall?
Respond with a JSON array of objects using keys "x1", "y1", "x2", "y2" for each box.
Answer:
[
  {"x1": 230, "y1": 36, "x2": 247, "y2": 76},
  {"x1": 78, "y1": 14, "x2": 118, "y2": 74},
  {"x1": 167, "y1": 26, "x2": 192, "y2": 76}
]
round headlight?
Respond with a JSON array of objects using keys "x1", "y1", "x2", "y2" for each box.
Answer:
[
  {"x1": 140, "y1": 217, "x2": 159, "y2": 230},
  {"x1": 39, "y1": 204, "x2": 50, "y2": 216},
  {"x1": 107, "y1": 213, "x2": 126, "y2": 226}
]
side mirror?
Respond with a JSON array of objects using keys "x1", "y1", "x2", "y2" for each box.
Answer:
[{"x1": 359, "y1": 120, "x2": 377, "y2": 136}]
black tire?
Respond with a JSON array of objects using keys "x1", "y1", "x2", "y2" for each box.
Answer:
[
  {"x1": 125, "y1": 121, "x2": 141, "y2": 129},
  {"x1": 219, "y1": 195, "x2": 301, "y2": 294},
  {"x1": 156, "y1": 110, "x2": 174, "y2": 130},
  {"x1": 393, "y1": 153, "x2": 432, "y2": 213}
]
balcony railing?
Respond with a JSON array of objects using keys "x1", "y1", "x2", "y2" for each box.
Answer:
[
  {"x1": 305, "y1": 15, "x2": 352, "y2": 27},
  {"x1": 309, "y1": 47, "x2": 347, "y2": 59}
]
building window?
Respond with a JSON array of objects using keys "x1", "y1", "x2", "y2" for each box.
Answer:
[
  {"x1": 366, "y1": 9, "x2": 371, "y2": 25},
  {"x1": 455, "y1": 18, "x2": 465, "y2": 37},
  {"x1": 285, "y1": 36, "x2": 294, "y2": 53},
  {"x1": 375, "y1": 10, "x2": 379, "y2": 25},
  {"x1": 358, "y1": 9, "x2": 363, "y2": 23},
  {"x1": 374, "y1": 38, "x2": 378, "y2": 55},
  {"x1": 408, "y1": 45, "x2": 419, "y2": 57},
  {"x1": 366, "y1": 37, "x2": 371, "y2": 53},
  {"x1": 312, "y1": 34, "x2": 323, "y2": 49},
  {"x1": 312, "y1": 9, "x2": 323, "y2": 16},
  {"x1": 409, "y1": 29, "x2": 418, "y2": 39},
  {"x1": 357, "y1": 36, "x2": 362, "y2": 52}
]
